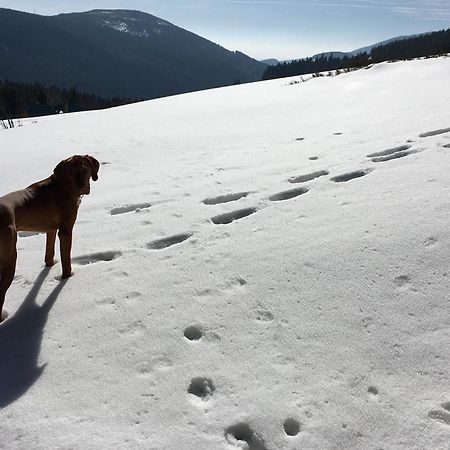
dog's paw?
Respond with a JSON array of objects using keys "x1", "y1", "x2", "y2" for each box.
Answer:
[{"x1": 0, "y1": 310, "x2": 9, "y2": 323}]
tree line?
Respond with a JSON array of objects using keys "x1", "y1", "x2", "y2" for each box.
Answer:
[
  {"x1": 262, "y1": 28, "x2": 450, "y2": 80},
  {"x1": 0, "y1": 80, "x2": 137, "y2": 121}
]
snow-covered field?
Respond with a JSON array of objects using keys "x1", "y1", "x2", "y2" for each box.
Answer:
[{"x1": 0, "y1": 57, "x2": 449, "y2": 450}]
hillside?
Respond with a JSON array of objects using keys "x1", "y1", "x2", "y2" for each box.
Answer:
[
  {"x1": 0, "y1": 8, "x2": 266, "y2": 99},
  {"x1": 0, "y1": 57, "x2": 449, "y2": 449}
]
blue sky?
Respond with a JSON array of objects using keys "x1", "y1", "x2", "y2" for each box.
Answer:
[{"x1": 1, "y1": 0, "x2": 449, "y2": 59}]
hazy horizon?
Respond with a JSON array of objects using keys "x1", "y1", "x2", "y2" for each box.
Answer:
[{"x1": 0, "y1": 1, "x2": 449, "y2": 60}]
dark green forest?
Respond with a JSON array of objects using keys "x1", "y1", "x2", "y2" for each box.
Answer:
[
  {"x1": 262, "y1": 29, "x2": 450, "y2": 80},
  {"x1": 0, "y1": 80, "x2": 135, "y2": 121}
]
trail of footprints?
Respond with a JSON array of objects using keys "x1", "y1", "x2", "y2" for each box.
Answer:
[{"x1": 72, "y1": 126, "x2": 449, "y2": 269}]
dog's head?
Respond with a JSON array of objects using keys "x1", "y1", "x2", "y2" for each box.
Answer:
[{"x1": 53, "y1": 155, "x2": 100, "y2": 195}]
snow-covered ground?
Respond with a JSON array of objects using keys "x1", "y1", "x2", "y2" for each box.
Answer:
[{"x1": 0, "y1": 57, "x2": 449, "y2": 450}]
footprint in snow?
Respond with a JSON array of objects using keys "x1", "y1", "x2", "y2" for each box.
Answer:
[
  {"x1": 393, "y1": 275, "x2": 418, "y2": 292},
  {"x1": 393, "y1": 275, "x2": 410, "y2": 287},
  {"x1": 188, "y1": 377, "x2": 215, "y2": 401},
  {"x1": 225, "y1": 423, "x2": 268, "y2": 450},
  {"x1": 330, "y1": 168, "x2": 373, "y2": 183},
  {"x1": 428, "y1": 402, "x2": 450, "y2": 425},
  {"x1": 110, "y1": 203, "x2": 152, "y2": 215},
  {"x1": 288, "y1": 170, "x2": 328, "y2": 184},
  {"x1": 284, "y1": 418, "x2": 301, "y2": 436},
  {"x1": 269, "y1": 187, "x2": 309, "y2": 201},
  {"x1": 72, "y1": 251, "x2": 121, "y2": 265},
  {"x1": 146, "y1": 233, "x2": 193, "y2": 249},
  {"x1": 419, "y1": 127, "x2": 450, "y2": 138},
  {"x1": 184, "y1": 325, "x2": 203, "y2": 341},
  {"x1": 255, "y1": 303, "x2": 274, "y2": 323},
  {"x1": 367, "y1": 145, "x2": 418, "y2": 162},
  {"x1": 424, "y1": 236, "x2": 438, "y2": 247},
  {"x1": 367, "y1": 386, "x2": 379, "y2": 396},
  {"x1": 211, "y1": 208, "x2": 257, "y2": 225},
  {"x1": 203, "y1": 191, "x2": 250, "y2": 205}
]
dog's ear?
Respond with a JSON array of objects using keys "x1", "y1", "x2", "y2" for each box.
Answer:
[
  {"x1": 85, "y1": 155, "x2": 100, "y2": 181},
  {"x1": 53, "y1": 157, "x2": 72, "y2": 181}
]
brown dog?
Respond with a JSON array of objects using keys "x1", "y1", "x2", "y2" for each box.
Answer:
[{"x1": 0, "y1": 155, "x2": 100, "y2": 322}]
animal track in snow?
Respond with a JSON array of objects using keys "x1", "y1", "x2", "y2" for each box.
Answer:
[
  {"x1": 284, "y1": 418, "x2": 301, "y2": 436},
  {"x1": 443, "y1": 143, "x2": 450, "y2": 148},
  {"x1": 184, "y1": 325, "x2": 203, "y2": 341},
  {"x1": 95, "y1": 297, "x2": 116, "y2": 307},
  {"x1": 393, "y1": 275, "x2": 418, "y2": 292},
  {"x1": 225, "y1": 423, "x2": 268, "y2": 450},
  {"x1": 424, "y1": 236, "x2": 438, "y2": 247},
  {"x1": 255, "y1": 307, "x2": 274, "y2": 323},
  {"x1": 419, "y1": 127, "x2": 450, "y2": 138},
  {"x1": 288, "y1": 170, "x2": 328, "y2": 183},
  {"x1": 428, "y1": 402, "x2": 450, "y2": 425},
  {"x1": 367, "y1": 145, "x2": 411, "y2": 158},
  {"x1": 110, "y1": 203, "x2": 152, "y2": 215},
  {"x1": 371, "y1": 149, "x2": 418, "y2": 162},
  {"x1": 118, "y1": 320, "x2": 146, "y2": 338},
  {"x1": 72, "y1": 251, "x2": 121, "y2": 265},
  {"x1": 367, "y1": 145, "x2": 419, "y2": 162},
  {"x1": 269, "y1": 187, "x2": 309, "y2": 201},
  {"x1": 368, "y1": 386, "x2": 378, "y2": 396},
  {"x1": 146, "y1": 233, "x2": 193, "y2": 249},
  {"x1": 203, "y1": 192, "x2": 250, "y2": 205},
  {"x1": 394, "y1": 275, "x2": 410, "y2": 287},
  {"x1": 331, "y1": 168, "x2": 373, "y2": 183},
  {"x1": 211, "y1": 207, "x2": 257, "y2": 225},
  {"x1": 188, "y1": 377, "x2": 215, "y2": 401}
]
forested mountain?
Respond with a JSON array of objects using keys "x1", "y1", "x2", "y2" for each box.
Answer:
[
  {"x1": 263, "y1": 29, "x2": 450, "y2": 80},
  {"x1": 0, "y1": 8, "x2": 266, "y2": 100}
]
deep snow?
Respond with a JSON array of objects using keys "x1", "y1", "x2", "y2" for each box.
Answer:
[{"x1": 0, "y1": 56, "x2": 450, "y2": 449}]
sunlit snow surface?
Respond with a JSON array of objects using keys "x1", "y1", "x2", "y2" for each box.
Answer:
[{"x1": 1, "y1": 57, "x2": 449, "y2": 449}]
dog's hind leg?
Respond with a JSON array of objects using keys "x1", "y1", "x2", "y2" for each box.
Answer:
[
  {"x1": 45, "y1": 231, "x2": 57, "y2": 267},
  {"x1": 0, "y1": 226, "x2": 17, "y2": 322}
]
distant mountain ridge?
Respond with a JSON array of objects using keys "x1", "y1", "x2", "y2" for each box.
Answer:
[
  {"x1": 0, "y1": 8, "x2": 266, "y2": 100},
  {"x1": 262, "y1": 29, "x2": 450, "y2": 80},
  {"x1": 263, "y1": 32, "x2": 432, "y2": 65},
  {"x1": 312, "y1": 32, "x2": 431, "y2": 60}
]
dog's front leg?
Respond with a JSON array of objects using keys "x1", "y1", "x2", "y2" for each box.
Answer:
[
  {"x1": 45, "y1": 231, "x2": 57, "y2": 267},
  {"x1": 58, "y1": 227, "x2": 73, "y2": 279},
  {"x1": 0, "y1": 228, "x2": 17, "y2": 321}
]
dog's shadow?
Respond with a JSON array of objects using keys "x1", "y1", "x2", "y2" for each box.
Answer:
[{"x1": 0, "y1": 267, "x2": 66, "y2": 408}]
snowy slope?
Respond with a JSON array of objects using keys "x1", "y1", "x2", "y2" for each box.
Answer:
[{"x1": 0, "y1": 57, "x2": 450, "y2": 450}]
